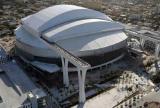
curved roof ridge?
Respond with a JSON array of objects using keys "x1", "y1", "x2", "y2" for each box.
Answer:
[
  {"x1": 22, "y1": 5, "x2": 112, "y2": 37},
  {"x1": 42, "y1": 19, "x2": 124, "y2": 42}
]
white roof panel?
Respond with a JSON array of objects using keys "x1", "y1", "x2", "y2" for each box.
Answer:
[
  {"x1": 22, "y1": 5, "x2": 112, "y2": 37},
  {"x1": 16, "y1": 25, "x2": 127, "y2": 57},
  {"x1": 42, "y1": 19, "x2": 124, "y2": 42},
  {"x1": 15, "y1": 5, "x2": 128, "y2": 58},
  {"x1": 56, "y1": 31, "x2": 127, "y2": 52}
]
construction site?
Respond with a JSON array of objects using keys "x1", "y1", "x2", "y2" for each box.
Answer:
[{"x1": 0, "y1": 0, "x2": 160, "y2": 108}]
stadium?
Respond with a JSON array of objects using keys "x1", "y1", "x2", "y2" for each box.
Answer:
[{"x1": 15, "y1": 5, "x2": 128, "y2": 70}]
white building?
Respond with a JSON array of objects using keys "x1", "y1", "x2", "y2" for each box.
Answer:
[
  {"x1": 14, "y1": 5, "x2": 129, "y2": 104},
  {"x1": 15, "y1": 4, "x2": 128, "y2": 69}
]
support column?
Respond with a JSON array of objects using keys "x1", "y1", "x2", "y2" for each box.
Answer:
[
  {"x1": 140, "y1": 38, "x2": 145, "y2": 48},
  {"x1": 78, "y1": 68, "x2": 87, "y2": 103},
  {"x1": 155, "y1": 44, "x2": 160, "y2": 60},
  {"x1": 61, "y1": 56, "x2": 69, "y2": 87}
]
